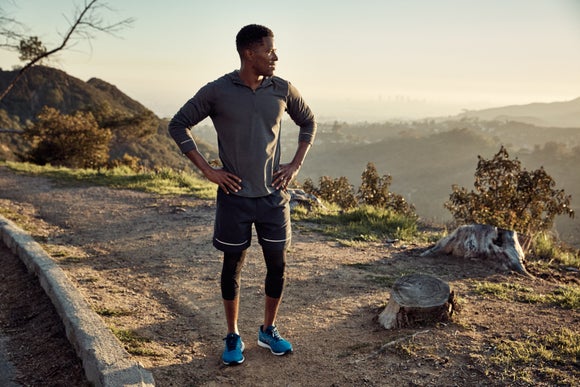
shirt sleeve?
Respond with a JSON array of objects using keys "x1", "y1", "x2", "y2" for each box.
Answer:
[
  {"x1": 168, "y1": 83, "x2": 214, "y2": 154},
  {"x1": 286, "y1": 82, "x2": 317, "y2": 145}
]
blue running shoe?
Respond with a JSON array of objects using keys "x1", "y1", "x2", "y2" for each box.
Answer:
[
  {"x1": 222, "y1": 333, "x2": 245, "y2": 365},
  {"x1": 258, "y1": 325, "x2": 293, "y2": 355}
]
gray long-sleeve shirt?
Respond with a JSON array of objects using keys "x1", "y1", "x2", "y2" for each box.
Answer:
[{"x1": 168, "y1": 71, "x2": 316, "y2": 197}]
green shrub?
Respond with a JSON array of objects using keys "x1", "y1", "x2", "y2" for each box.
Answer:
[
  {"x1": 358, "y1": 162, "x2": 416, "y2": 216},
  {"x1": 303, "y1": 163, "x2": 416, "y2": 219},
  {"x1": 445, "y1": 146, "x2": 574, "y2": 242},
  {"x1": 24, "y1": 106, "x2": 112, "y2": 168},
  {"x1": 304, "y1": 175, "x2": 357, "y2": 209}
]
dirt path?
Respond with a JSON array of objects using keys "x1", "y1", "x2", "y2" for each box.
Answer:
[
  {"x1": 0, "y1": 165, "x2": 577, "y2": 386},
  {"x1": 0, "y1": 244, "x2": 89, "y2": 386}
]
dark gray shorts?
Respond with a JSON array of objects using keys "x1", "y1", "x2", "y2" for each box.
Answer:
[{"x1": 213, "y1": 189, "x2": 291, "y2": 252}]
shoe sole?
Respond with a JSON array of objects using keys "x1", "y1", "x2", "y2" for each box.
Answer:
[
  {"x1": 222, "y1": 357, "x2": 246, "y2": 366},
  {"x1": 257, "y1": 339, "x2": 293, "y2": 356},
  {"x1": 223, "y1": 356, "x2": 245, "y2": 366},
  {"x1": 223, "y1": 342, "x2": 245, "y2": 365}
]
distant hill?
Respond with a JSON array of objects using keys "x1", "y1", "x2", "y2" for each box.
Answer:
[
  {"x1": 0, "y1": 66, "x2": 149, "y2": 124},
  {"x1": 0, "y1": 65, "x2": 217, "y2": 168},
  {"x1": 457, "y1": 97, "x2": 580, "y2": 128}
]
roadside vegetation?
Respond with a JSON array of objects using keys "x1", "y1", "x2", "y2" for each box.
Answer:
[{"x1": 3, "y1": 160, "x2": 216, "y2": 199}]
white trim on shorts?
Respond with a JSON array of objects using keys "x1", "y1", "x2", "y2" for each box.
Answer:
[
  {"x1": 260, "y1": 236, "x2": 291, "y2": 243},
  {"x1": 214, "y1": 238, "x2": 249, "y2": 247}
]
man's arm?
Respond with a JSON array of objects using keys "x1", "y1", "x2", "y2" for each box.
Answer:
[
  {"x1": 272, "y1": 141, "x2": 311, "y2": 190},
  {"x1": 168, "y1": 82, "x2": 241, "y2": 194},
  {"x1": 274, "y1": 82, "x2": 317, "y2": 190}
]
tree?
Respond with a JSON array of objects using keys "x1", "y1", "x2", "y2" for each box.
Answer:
[
  {"x1": 0, "y1": 0, "x2": 134, "y2": 102},
  {"x1": 18, "y1": 36, "x2": 47, "y2": 61},
  {"x1": 445, "y1": 146, "x2": 575, "y2": 242},
  {"x1": 24, "y1": 106, "x2": 112, "y2": 168},
  {"x1": 1, "y1": 2, "x2": 25, "y2": 52}
]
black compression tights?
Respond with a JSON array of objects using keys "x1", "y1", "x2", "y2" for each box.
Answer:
[{"x1": 220, "y1": 249, "x2": 286, "y2": 300}]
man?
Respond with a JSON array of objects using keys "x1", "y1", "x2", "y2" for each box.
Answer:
[{"x1": 168, "y1": 24, "x2": 316, "y2": 366}]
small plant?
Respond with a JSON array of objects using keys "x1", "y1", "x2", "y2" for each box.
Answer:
[
  {"x1": 110, "y1": 327, "x2": 161, "y2": 357},
  {"x1": 305, "y1": 175, "x2": 357, "y2": 209},
  {"x1": 358, "y1": 162, "x2": 416, "y2": 217}
]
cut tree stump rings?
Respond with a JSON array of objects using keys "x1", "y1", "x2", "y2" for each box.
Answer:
[{"x1": 379, "y1": 274, "x2": 456, "y2": 329}]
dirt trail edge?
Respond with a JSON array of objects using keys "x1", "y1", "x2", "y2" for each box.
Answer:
[
  {"x1": 0, "y1": 215, "x2": 154, "y2": 386},
  {"x1": 0, "y1": 166, "x2": 577, "y2": 386}
]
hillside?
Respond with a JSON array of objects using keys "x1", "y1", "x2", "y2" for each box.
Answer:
[
  {"x1": 0, "y1": 65, "x2": 217, "y2": 168},
  {"x1": 0, "y1": 66, "x2": 149, "y2": 124},
  {"x1": 457, "y1": 97, "x2": 580, "y2": 128}
]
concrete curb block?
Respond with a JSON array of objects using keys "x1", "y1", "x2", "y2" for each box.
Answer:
[{"x1": 0, "y1": 215, "x2": 155, "y2": 387}]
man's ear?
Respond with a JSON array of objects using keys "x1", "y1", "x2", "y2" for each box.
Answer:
[{"x1": 243, "y1": 48, "x2": 254, "y2": 61}]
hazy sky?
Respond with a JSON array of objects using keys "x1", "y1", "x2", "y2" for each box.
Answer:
[{"x1": 1, "y1": 0, "x2": 580, "y2": 121}]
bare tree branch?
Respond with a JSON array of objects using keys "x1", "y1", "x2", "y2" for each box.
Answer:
[
  {"x1": 0, "y1": 0, "x2": 134, "y2": 102},
  {"x1": 0, "y1": 2, "x2": 26, "y2": 50}
]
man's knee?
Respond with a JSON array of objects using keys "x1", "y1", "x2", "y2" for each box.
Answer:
[
  {"x1": 263, "y1": 249, "x2": 286, "y2": 298},
  {"x1": 221, "y1": 250, "x2": 246, "y2": 300}
]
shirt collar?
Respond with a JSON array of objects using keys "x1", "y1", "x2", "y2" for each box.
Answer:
[{"x1": 230, "y1": 70, "x2": 273, "y2": 89}]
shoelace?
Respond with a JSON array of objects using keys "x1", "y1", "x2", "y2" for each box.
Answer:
[
  {"x1": 267, "y1": 327, "x2": 282, "y2": 341},
  {"x1": 225, "y1": 334, "x2": 239, "y2": 350}
]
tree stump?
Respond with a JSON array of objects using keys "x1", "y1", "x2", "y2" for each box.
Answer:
[
  {"x1": 420, "y1": 224, "x2": 531, "y2": 276},
  {"x1": 379, "y1": 274, "x2": 455, "y2": 329}
]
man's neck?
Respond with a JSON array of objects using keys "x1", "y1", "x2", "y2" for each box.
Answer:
[{"x1": 238, "y1": 67, "x2": 264, "y2": 90}]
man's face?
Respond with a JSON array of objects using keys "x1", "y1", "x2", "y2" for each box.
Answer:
[{"x1": 250, "y1": 36, "x2": 278, "y2": 77}]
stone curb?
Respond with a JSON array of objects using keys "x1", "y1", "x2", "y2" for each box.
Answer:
[{"x1": 0, "y1": 215, "x2": 155, "y2": 387}]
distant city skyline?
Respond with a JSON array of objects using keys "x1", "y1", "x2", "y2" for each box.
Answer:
[{"x1": 1, "y1": 0, "x2": 579, "y2": 121}]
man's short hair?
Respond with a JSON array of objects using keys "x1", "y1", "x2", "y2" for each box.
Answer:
[{"x1": 236, "y1": 24, "x2": 274, "y2": 54}]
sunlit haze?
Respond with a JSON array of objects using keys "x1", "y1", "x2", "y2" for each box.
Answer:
[{"x1": 2, "y1": 0, "x2": 579, "y2": 122}]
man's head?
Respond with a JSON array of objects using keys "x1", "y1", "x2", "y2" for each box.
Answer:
[
  {"x1": 236, "y1": 24, "x2": 274, "y2": 54},
  {"x1": 236, "y1": 24, "x2": 278, "y2": 77}
]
